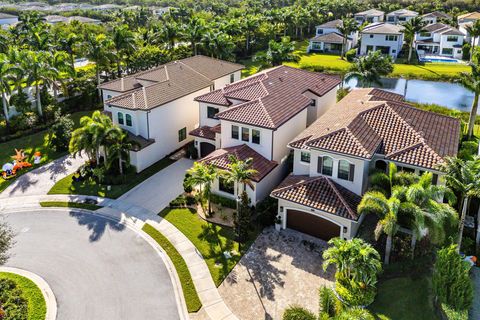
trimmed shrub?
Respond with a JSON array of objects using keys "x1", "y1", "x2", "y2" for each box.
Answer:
[
  {"x1": 432, "y1": 244, "x2": 473, "y2": 311},
  {"x1": 345, "y1": 48, "x2": 357, "y2": 62},
  {"x1": 49, "y1": 113, "x2": 74, "y2": 152},
  {"x1": 255, "y1": 197, "x2": 278, "y2": 227},
  {"x1": 210, "y1": 194, "x2": 236, "y2": 209},
  {"x1": 282, "y1": 306, "x2": 317, "y2": 320},
  {"x1": 10, "y1": 112, "x2": 39, "y2": 132},
  {"x1": 441, "y1": 303, "x2": 468, "y2": 320},
  {"x1": 0, "y1": 278, "x2": 28, "y2": 319},
  {"x1": 183, "y1": 173, "x2": 193, "y2": 193},
  {"x1": 335, "y1": 274, "x2": 376, "y2": 307}
]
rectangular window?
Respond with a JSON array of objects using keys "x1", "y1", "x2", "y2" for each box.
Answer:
[
  {"x1": 420, "y1": 32, "x2": 431, "y2": 37},
  {"x1": 317, "y1": 29, "x2": 324, "y2": 35},
  {"x1": 126, "y1": 114, "x2": 132, "y2": 126},
  {"x1": 241, "y1": 127, "x2": 249, "y2": 142},
  {"x1": 386, "y1": 35, "x2": 397, "y2": 41},
  {"x1": 252, "y1": 129, "x2": 260, "y2": 144},
  {"x1": 207, "y1": 106, "x2": 219, "y2": 119},
  {"x1": 398, "y1": 17, "x2": 406, "y2": 21},
  {"x1": 230, "y1": 74, "x2": 235, "y2": 83},
  {"x1": 442, "y1": 48, "x2": 453, "y2": 55},
  {"x1": 446, "y1": 36, "x2": 458, "y2": 42},
  {"x1": 310, "y1": 99, "x2": 316, "y2": 106},
  {"x1": 300, "y1": 151, "x2": 310, "y2": 163},
  {"x1": 219, "y1": 177, "x2": 234, "y2": 194},
  {"x1": 338, "y1": 160, "x2": 354, "y2": 181},
  {"x1": 369, "y1": 34, "x2": 374, "y2": 38},
  {"x1": 118, "y1": 112, "x2": 124, "y2": 125},
  {"x1": 432, "y1": 174, "x2": 439, "y2": 185},
  {"x1": 107, "y1": 94, "x2": 112, "y2": 99},
  {"x1": 321, "y1": 156, "x2": 333, "y2": 176},
  {"x1": 387, "y1": 16, "x2": 395, "y2": 22},
  {"x1": 178, "y1": 127, "x2": 187, "y2": 142},
  {"x1": 231, "y1": 125, "x2": 239, "y2": 139}
]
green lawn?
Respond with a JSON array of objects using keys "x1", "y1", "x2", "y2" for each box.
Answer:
[
  {"x1": 48, "y1": 157, "x2": 175, "y2": 199},
  {"x1": 142, "y1": 223, "x2": 202, "y2": 312},
  {"x1": 159, "y1": 208, "x2": 258, "y2": 286},
  {"x1": 40, "y1": 201, "x2": 102, "y2": 211},
  {"x1": 0, "y1": 272, "x2": 47, "y2": 320},
  {"x1": 242, "y1": 41, "x2": 470, "y2": 81},
  {"x1": 369, "y1": 276, "x2": 438, "y2": 320},
  {"x1": 0, "y1": 110, "x2": 95, "y2": 193}
]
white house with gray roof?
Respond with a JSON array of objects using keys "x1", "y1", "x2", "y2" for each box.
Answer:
[
  {"x1": 386, "y1": 9, "x2": 418, "y2": 24},
  {"x1": 307, "y1": 19, "x2": 358, "y2": 53},
  {"x1": 354, "y1": 9, "x2": 384, "y2": 25},
  {"x1": 98, "y1": 55, "x2": 243, "y2": 172},
  {"x1": 359, "y1": 22, "x2": 404, "y2": 59},
  {"x1": 415, "y1": 23, "x2": 465, "y2": 59}
]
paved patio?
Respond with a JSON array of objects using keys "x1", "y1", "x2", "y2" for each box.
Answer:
[{"x1": 218, "y1": 228, "x2": 335, "y2": 320}]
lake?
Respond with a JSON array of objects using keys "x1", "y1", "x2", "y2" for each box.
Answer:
[{"x1": 344, "y1": 77, "x2": 475, "y2": 112}]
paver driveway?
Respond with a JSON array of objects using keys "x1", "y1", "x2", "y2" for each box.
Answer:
[
  {"x1": 218, "y1": 228, "x2": 335, "y2": 320},
  {"x1": 3, "y1": 209, "x2": 180, "y2": 320}
]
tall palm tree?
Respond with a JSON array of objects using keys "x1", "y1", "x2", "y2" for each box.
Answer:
[
  {"x1": 57, "y1": 32, "x2": 79, "y2": 71},
  {"x1": 345, "y1": 50, "x2": 394, "y2": 86},
  {"x1": 369, "y1": 162, "x2": 419, "y2": 197},
  {"x1": 242, "y1": 15, "x2": 259, "y2": 54},
  {"x1": 337, "y1": 18, "x2": 358, "y2": 59},
  {"x1": 358, "y1": 191, "x2": 401, "y2": 264},
  {"x1": 186, "y1": 162, "x2": 218, "y2": 214},
  {"x1": 220, "y1": 155, "x2": 257, "y2": 213},
  {"x1": 159, "y1": 22, "x2": 180, "y2": 50},
  {"x1": 111, "y1": 24, "x2": 136, "y2": 76},
  {"x1": 105, "y1": 128, "x2": 138, "y2": 176},
  {"x1": 459, "y1": 61, "x2": 480, "y2": 139},
  {"x1": 402, "y1": 16, "x2": 426, "y2": 63},
  {"x1": 183, "y1": 17, "x2": 206, "y2": 56},
  {"x1": 465, "y1": 20, "x2": 480, "y2": 62},
  {"x1": 0, "y1": 53, "x2": 15, "y2": 128},
  {"x1": 83, "y1": 33, "x2": 113, "y2": 99},
  {"x1": 438, "y1": 156, "x2": 480, "y2": 251}
]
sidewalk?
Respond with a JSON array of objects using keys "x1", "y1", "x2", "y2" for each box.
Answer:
[
  {"x1": 0, "y1": 154, "x2": 86, "y2": 198},
  {"x1": 0, "y1": 194, "x2": 238, "y2": 320}
]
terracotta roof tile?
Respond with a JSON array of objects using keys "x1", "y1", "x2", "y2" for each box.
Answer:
[
  {"x1": 200, "y1": 144, "x2": 277, "y2": 182},
  {"x1": 189, "y1": 126, "x2": 216, "y2": 140},
  {"x1": 290, "y1": 88, "x2": 460, "y2": 170},
  {"x1": 271, "y1": 175, "x2": 361, "y2": 221}
]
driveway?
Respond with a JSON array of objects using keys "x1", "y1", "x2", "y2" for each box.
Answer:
[
  {"x1": 218, "y1": 228, "x2": 334, "y2": 320},
  {"x1": 0, "y1": 154, "x2": 86, "y2": 198},
  {"x1": 119, "y1": 158, "x2": 193, "y2": 213},
  {"x1": 3, "y1": 209, "x2": 180, "y2": 320}
]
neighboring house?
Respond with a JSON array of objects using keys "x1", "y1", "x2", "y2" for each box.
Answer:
[
  {"x1": 152, "y1": 7, "x2": 171, "y2": 16},
  {"x1": 91, "y1": 4, "x2": 123, "y2": 11},
  {"x1": 272, "y1": 88, "x2": 460, "y2": 241},
  {"x1": 422, "y1": 11, "x2": 452, "y2": 25},
  {"x1": 359, "y1": 22, "x2": 404, "y2": 58},
  {"x1": 458, "y1": 12, "x2": 480, "y2": 47},
  {"x1": 386, "y1": 9, "x2": 418, "y2": 24},
  {"x1": 458, "y1": 11, "x2": 480, "y2": 25},
  {"x1": 43, "y1": 15, "x2": 102, "y2": 25},
  {"x1": 191, "y1": 66, "x2": 340, "y2": 204},
  {"x1": 99, "y1": 56, "x2": 244, "y2": 172},
  {"x1": 354, "y1": 9, "x2": 384, "y2": 25},
  {"x1": 307, "y1": 19, "x2": 357, "y2": 53},
  {"x1": 0, "y1": 12, "x2": 18, "y2": 29},
  {"x1": 415, "y1": 23, "x2": 465, "y2": 58}
]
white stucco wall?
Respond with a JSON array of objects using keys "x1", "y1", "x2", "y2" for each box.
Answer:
[
  {"x1": 360, "y1": 32, "x2": 404, "y2": 58},
  {"x1": 198, "y1": 101, "x2": 228, "y2": 128},
  {"x1": 213, "y1": 70, "x2": 241, "y2": 89},
  {"x1": 102, "y1": 89, "x2": 122, "y2": 103},
  {"x1": 272, "y1": 109, "x2": 308, "y2": 162},
  {"x1": 303, "y1": 87, "x2": 338, "y2": 126}
]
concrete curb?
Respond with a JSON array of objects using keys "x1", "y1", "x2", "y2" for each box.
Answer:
[{"x1": 0, "y1": 266, "x2": 57, "y2": 320}]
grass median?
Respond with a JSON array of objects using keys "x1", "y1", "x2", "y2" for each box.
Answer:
[
  {"x1": 40, "y1": 201, "x2": 102, "y2": 211},
  {"x1": 142, "y1": 223, "x2": 202, "y2": 313}
]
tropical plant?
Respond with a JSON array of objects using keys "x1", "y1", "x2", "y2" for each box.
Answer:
[
  {"x1": 254, "y1": 37, "x2": 299, "y2": 68},
  {"x1": 186, "y1": 162, "x2": 218, "y2": 214},
  {"x1": 345, "y1": 50, "x2": 394, "y2": 86},
  {"x1": 49, "y1": 113, "x2": 74, "y2": 152},
  {"x1": 464, "y1": 20, "x2": 480, "y2": 62},
  {"x1": 401, "y1": 16, "x2": 426, "y2": 63},
  {"x1": 337, "y1": 18, "x2": 358, "y2": 59},
  {"x1": 282, "y1": 306, "x2": 317, "y2": 320},
  {"x1": 105, "y1": 128, "x2": 139, "y2": 175},
  {"x1": 0, "y1": 219, "x2": 14, "y2": 266},
  {"x1": 111, "y1": 24, "x2": 136, "y2": 76},
  {"x1": 235, "y1": 191, "x2": 252, "y2": 242},
  {"x1": 83, "y1": 33, "x2": 113, "y2": 98},
  {"x1": 0, "y1": 53, "x2": 15, "y2": 128},
  {"x1": 220, "y1": 155, "x2": 257, "y2": 212},
  {"x1": 459, "y1": 61, "x2": 480, "y2": 139},
  {"x1": 368, "y1": 162, "x2": 418, "y2": 197},
  {"x1": 438, "y1": 156, "x2": 480, "y2": 251},
  {"x1": 432, "y1": 244, "x2": 473, "y2": 311},
  {"x1": 183, "y1": 17, "x2": 206, "y2": 55}
]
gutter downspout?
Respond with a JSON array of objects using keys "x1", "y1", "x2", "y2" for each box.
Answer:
[{"x1": 146, "y1": 111, "x2": 151, "y2": 140}]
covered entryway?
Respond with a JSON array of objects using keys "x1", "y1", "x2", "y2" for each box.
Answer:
[
  {"x1": 286, "y1": 209, "x2": 341, "y2": 241},
  {"x1": 200, "y1": 142, "x2": 215, "y2": 157}
]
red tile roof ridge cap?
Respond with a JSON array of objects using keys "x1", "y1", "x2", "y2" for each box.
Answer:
[
  {"x1": 288, "y1": 135, "x2": 313, "y2": 149},
  {"x1": 385, "y1": 141, "x2": 443, "y2": 162},
  {"x1": 382, "y1": 102, "x2": 426, "y2": 143},
  {"x1": 324, "y1": 178, "x2": 358, "y2": 220},
  {"x1": 387, "y1": 100, "x2": 461, "y2": 121},
  {"x1": 106, "y1": 86, "x2": 143, "y2": 104},
  {"x1": 176, "y1": 60, "x2": 212, "y2": 83},
  {"x1": 344, "y1": 127, "x2": 374, "y2": 158},
  {"x1": 271, "y1": 175, "x2": 326, "y2": 194}
]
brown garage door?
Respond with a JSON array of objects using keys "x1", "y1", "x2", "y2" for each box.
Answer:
[{"x1": 287, "y1": 210, "x2": 341, "y2": 241}]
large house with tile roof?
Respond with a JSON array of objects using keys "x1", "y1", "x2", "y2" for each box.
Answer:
[
  {"x1": 190, "y1": 66, "x2": 341, "y2": 204},
  {"x1": 359, "y1": 22, "x2": 404, "y2": 58},
  {"x1": 307, "y1": 19, "x2": 358, "y2": 53},
  {"x1": 98, "y1": 55, "x2": 244, "y2": 172},
  {"x1": 421, "y1": 11, "x2": 452, "y2": 25},
  {"x1": 271, "y1": 88, "x2": 460, "y2": 240},
  {"x1": 415, "y1": 23, "x2": 465, "y2": 59},
  {"x1": 354, "y1": 9, "x2": 384, "y2": 25},
  {"x1": 386, "y1": 9, "x2": 418, "y2": 24}
]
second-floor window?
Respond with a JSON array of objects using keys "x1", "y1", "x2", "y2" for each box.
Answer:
[
  {"x1": 252, "y1": 129, "x2": 260, "y2": 144},
  {"x1": 207, "y1": 106, "x2": 219, "y2": 119},
  {"x1": 300, "y1": 151, "x2": 310, "y2": 163},
  {"x1": 231, "y1": 125, "x2": 239, "y2": 139},
  {"x1": 446, "y1": 36, "x2": 458, "y2": 42},
  {"x1": 242, "y1": 127, "x2": 249, "y2": 142},
  {"x1": 118, "y1": 112, "x2": 124, "y2": 125},
  {"x1": 420, "y1": 32, "x2": 431, "y2": 37},
  {"x1": 317, "y1": 29, "x2": 324, "y2": 35},
  {"x1": 310, "y1": 99, "x2": 316, "y2": 107},
  {"x1": 230, "y1": 74, "x2": 235, "y2": 83},
  {"x1": 317, "y1": 156, "x2": 333, "y2": 176},
  {"x1": 126, "y1": 114, "x2": 132, "y2": 127},
  {"x1": 386, "y1": 35, "x2": 398, "y2": 41},
  {"x1": 178, "y1": 127, "x2": 187, "y2": 142},
  {"x1": 338, "y1": 160, "x2": 354, "y2": 181}
]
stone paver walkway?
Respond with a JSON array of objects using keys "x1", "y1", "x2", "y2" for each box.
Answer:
[
  {"x1": 0, "y1": 154, "x2": 86, "y2": 198},
  {"x1": 218, "y1": 228, "x2": 334, "y2": 320},
  {"x1": 119, "y1": 158, "x2": 193, "y2": 213},
  {"x1": 0, "y1": 194, "x2": 238, "y2": 320}
]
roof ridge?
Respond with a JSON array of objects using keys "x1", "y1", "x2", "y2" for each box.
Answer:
[
  {"x1": 345, "y1": 124, "x2": 376, "y2": 158},
  {"x1": 325, "y1": 178, "x2": 357, "y2": 220},
  {"x1": 382, "y1": 103, "x2": 425, "y2": 143},
  {"x1": 271, "y1": 175, "x2": 326, "y2": 194},
  {"x1": 176, "y1": 61, "x2": 212, "y2": 82},
  {"x1": 258, "y1": 99, "x2": 275, "y2": 127}
]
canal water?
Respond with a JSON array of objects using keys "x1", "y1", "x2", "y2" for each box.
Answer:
[{"x1": 344, "y1": 77, "x2": 475, "y2": 112}]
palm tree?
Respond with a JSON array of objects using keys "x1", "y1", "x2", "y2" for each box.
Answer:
[
  {"x1": 254, "y1": 37, "x2": 300, "y2": 68},
  {"x1": 105, "y1": 128, "x2": 138, "y2": 176},
  {"x1": 186, "y1": 162, "x2": 218, "y2": 214},
  {"x1": 159, "y1": 22, "x2": 180, "y2": 50},
  {"x1": 242, "y1": 15, "x2": 259, "y2": 54},
  {"x1": 0, "y1": 53, "x2": 15, "y2": 129},
  {"x1": 465, "y1": 20, "x2": 480, "y2": 62},
  {"x1": 183, "y1": 17, "x2": 206, "y2": 56},
  {"x1": 345, "y1": 50, "x2": 394, "y2": 86},
  {"x1": 459, "y1": 61, "x2": 480, "y2": 139},
  {"x1": 402, "y1": 16, "x2": 426, "y2": 63},
  {"x1": 220, "y1": 155, "x2": 257, "y2": 213},
  {"x1": 368, "y1": 162, "x2": 418, "y2": 197},
  {"x1": 83, "y1": 33, "x2": 113, "y2": 99},
  {"x1": 358, "y1": 191, "x2": 401, "y2": 264},
  {"x1": 337, "y1": 18, "x2": 358, "y2": 59},
  {"x1": 57, "y1": 32, "x2": 79, "y2": 70},
  {"x1": 111, "y1": 24, "x2": 136, "y2": 76},
  {"x1": 438, "y1": 156, "x2": 480, "y2": 251}
]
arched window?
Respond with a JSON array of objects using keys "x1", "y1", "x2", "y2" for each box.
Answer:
[
  {"x1": 317, "y1": 156, "x2": 333, "y2": 176},
  {"x1": 117, "y1": 112, "x2": 124, "y2": 125},
  {"x1": 126, "y1": 114, "x2": 132, "y2": 126},
  {"x1": 338, "y1": 160, "x2": 355, "y2": 181}
]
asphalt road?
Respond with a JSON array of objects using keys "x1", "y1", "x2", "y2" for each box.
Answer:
[{"x1": 3, "y1": 209, "x2": 180, "y2": 320}]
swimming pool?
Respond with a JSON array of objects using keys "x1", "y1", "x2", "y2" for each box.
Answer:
[{"x1": 419, "y1": 55, "x2": 461, "y2": 63}]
